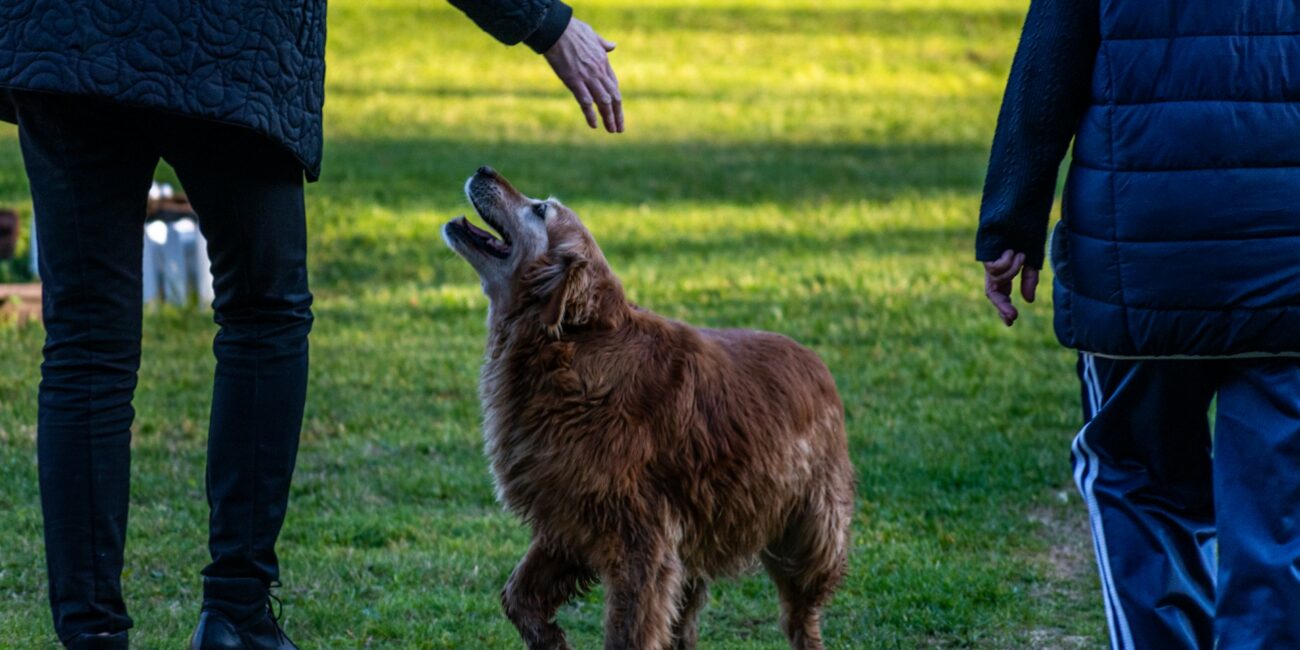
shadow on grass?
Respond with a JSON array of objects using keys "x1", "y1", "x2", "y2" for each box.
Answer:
[
  {"x1": 310, "y1": 136, "x2": 984, "y2": 289},
  {"x1": 317, "y1": 136, "x2": 985, "y2": 208},
  {"x1": 314, "y1": 222, "x2": 974, "y2": 292},
  {"x1": 602, "y1": 225, "x2": 971, "y2": 264},
  {"x1": 343, "y1": 4, "x2": 1025, "y2": 39},
  {"x1": 326, "y1": 80, "x2": 982, "y2": 104}
]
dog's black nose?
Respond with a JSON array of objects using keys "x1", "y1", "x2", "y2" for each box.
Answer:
[{"x1": 477, "y1": 166, "x2": 497, "y2": 178}]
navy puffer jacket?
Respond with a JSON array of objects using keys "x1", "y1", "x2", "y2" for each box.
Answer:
[
  {"x1": 0, "y1": 0, "x2": 572, "y2": 182},
  {"x1": 1054, "y1": 0, "x2": 1300, "y2": 357}
]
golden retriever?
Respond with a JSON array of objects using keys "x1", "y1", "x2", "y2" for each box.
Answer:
[{"x1": 443, "y1": 167, "x2": 854, "y2": 650}]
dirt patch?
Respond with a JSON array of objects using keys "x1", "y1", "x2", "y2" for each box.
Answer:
[
  {"x1": 1020, "y1": 488, "x2": 1103, "y2": 649},
  {"x1": 1028, "y1": 491, "x2": 1092, "y2": 585},
  {"x1": 1024, "y1": 628, "x2": 1093, "y2": 649}
]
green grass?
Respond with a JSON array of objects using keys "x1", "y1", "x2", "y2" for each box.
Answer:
[{"x1": 0, "y1": 0, "x2": 1105, "y2": 647}]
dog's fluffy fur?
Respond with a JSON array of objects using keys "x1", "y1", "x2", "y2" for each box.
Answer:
[{"x1": 444, "y1": 168, "x2": 854, "y2": 650}]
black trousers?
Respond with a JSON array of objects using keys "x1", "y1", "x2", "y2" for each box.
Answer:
[{"x1": 13, "y1": 92, "x2": 313, "y2": 643}]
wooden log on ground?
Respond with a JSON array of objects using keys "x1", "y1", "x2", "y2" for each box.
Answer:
[{"x1": 0, "y1": 283, "x2": 41, "y2": 324}]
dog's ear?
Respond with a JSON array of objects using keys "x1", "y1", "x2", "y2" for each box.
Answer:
[{"x1": 528, "y1": 248, "x2": 590, "y2": 338}]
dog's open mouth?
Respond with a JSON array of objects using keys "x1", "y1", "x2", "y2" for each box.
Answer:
[{"x1": 449, "y1": 214, "x2": 512, "y2": 259}]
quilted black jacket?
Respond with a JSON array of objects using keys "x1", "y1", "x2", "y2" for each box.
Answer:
[{"x1": 0, "y1": 0, "x2": 572, "y2": 182}]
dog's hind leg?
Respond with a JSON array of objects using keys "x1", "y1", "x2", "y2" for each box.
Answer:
[
  {"x1": 503, "y1": 539, "x2": 596, "y2": 650},
  {"x1": 761, "y1": 489, "x2": 851, "y2": 650},
  {"x1": 601, "y1": 542, "x2": 685, "y2": 650},
  {"x1": 669, "y1": 576, "x2": 709, "y2": 650}
]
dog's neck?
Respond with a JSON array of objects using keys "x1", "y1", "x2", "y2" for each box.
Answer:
[
  {"x1": 482, "y1": 301, "x2": 554, "y2": 362},
  {"x1": 483, "y1": 303, "x2": 513, "y2": 360},
  {"x1": 483, "y1": 282, "x2": 632, "y2": 359}
]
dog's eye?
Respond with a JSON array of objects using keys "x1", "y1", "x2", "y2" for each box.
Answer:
[{"x1": 533, "y1": 203, "x2": 548, "y2": 220}]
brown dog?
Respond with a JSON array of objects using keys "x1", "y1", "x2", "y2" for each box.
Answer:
[{"x1": 443, "y1": 167, "x2": 854, "y2": 650}]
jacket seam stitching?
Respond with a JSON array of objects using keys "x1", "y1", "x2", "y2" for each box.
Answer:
[
  {"x1": 1060, "y1": 230, "x2": 1300, "y2": 244},
  {"x1": 1106, "y1": 32, "x2": 1300, "y2": 41},
  {"x1": 1071, "y1": 160, "x2": 1300, "y2": 173},
  {"x1": 1101, "y1": 41, "x2": 1135, "y2": 349},
  {"x1": 1108, "y1": 98, "x2": 1300, "y2": 106},
  {"x1": 1064, "y1": 288, "x2": 1300, "y2": 314}
]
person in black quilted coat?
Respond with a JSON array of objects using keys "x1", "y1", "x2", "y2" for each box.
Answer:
[{"x1": 0, "y1": 2, "x2": 622, "y2": 649}]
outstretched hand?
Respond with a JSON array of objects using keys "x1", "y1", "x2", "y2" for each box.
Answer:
[
  {"x1": 984, "y1": 249, "x2": 1039, "y2": 327},
  {"x1": 544, "y1": 17, "x2": 623, "y2": 133}
]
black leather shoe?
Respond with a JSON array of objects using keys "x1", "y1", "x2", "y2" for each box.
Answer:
[
  {"x1": 65, "y1": 631, "x2": 128, "y2": 650},
  {"x1": 189, "y1": 605, "x2": 297, "y2": 650}
]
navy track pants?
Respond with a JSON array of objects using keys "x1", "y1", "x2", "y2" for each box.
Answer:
[{"x1": 1073, "y1": 353, "x2": 1300, "y2": 650}]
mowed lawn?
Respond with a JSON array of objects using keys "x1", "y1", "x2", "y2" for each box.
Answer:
[{"x1": 0, "y1": 0, "x2": 1105, "y2": 647}]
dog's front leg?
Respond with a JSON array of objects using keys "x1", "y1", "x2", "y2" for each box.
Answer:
[
  {"x1": 669, "y1": 576, "x2": 709, "y2": 650},
  {"x1": 601, "y1": 544, "x2": 685, "y2": 650},
  {"x1": 503, "y1": 539, "x2": 595, "y2": 650}
]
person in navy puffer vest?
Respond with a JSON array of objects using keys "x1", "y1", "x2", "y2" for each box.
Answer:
[
  {"x1": 978, "y1": 0, "x2": 1300, "y2": 648},
  {"x1": 0, "y1": 2, "x2": 623, "y2": 649}
]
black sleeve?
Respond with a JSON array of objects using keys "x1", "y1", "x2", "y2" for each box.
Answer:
[
  {"x1": 447, "y1": 0, "x2": 574, "y2": 53},
  {"x1": 975, "y1": 0, "x2": 1100, "y2": 268}
]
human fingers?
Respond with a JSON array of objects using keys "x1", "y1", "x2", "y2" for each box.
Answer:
[
  {"x1": 984, "y1": 249, "x2": 1016, "y2": 275},
  {"x1": 1021, "y1": 266, "x2": 1040, "y2": 303},
  {"x1": 988, "y1": 253, "x2": 1025, "y2": 284},
  {"x1": 597, "y1": 72, "x2": 622, "y2": 132},
  {"x1": 590, "y1": 80, "x2": 617, "y2": 132},
  {"x1": 561, "y1": 76, "x2": 599, "y2": 128},
  {"x1": 985, "y1": 273, "x2": 1018, "y2": 326}
]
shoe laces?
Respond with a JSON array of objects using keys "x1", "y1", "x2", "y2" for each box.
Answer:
[
  {"x1": 267, "y1": 581, "x2": 288, "y2": 640},
  {"x1": 267, "y1": 581, "x2": 284, "y2": 621}
]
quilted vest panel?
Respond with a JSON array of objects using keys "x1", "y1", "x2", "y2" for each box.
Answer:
[
  {"x1": 1054, "y1": 0, "x2": 1300, "y2": 357},
  {"x1": 0, "y1": 0, "x2": 326, "y2": 181}
]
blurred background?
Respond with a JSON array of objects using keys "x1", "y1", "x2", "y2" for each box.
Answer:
[{"x1": 0, "y1": 0, "x2": 1100, "y2": 646}]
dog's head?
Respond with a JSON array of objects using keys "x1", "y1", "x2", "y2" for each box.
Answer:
[{"x1": 443, "y1": 167, "x2": 626, "y2": 337}]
